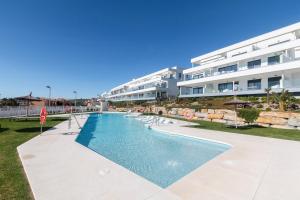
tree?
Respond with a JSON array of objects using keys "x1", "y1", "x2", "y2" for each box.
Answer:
[
  {"x1": 238, "y1": 108, "x2": 260, "y2": 125},
  {"x1": 0, "y1": 98, "x2": 19, "y2": 106},
  {"x1": 272, "y1": 89, "x2": 294, "y2": 111},
  {"x1": 265, "y1": 88, "x2": 272, "y2": 105}
]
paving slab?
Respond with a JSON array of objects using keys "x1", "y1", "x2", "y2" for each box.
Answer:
[{"x1": 18, "y1": 114, "x2": 300, "y2": 200}]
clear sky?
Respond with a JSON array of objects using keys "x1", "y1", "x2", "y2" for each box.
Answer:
[{"x1": 0, "y1": 0, "x2": 300, "y2": 99}]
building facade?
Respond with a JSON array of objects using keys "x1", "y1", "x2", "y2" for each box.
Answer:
[
  {"x1": 178, "y1": 22, "x2": 300, "y2": 98},
  {"x1": 107, "y1": 67, "x2": 183, "y2": 102}
]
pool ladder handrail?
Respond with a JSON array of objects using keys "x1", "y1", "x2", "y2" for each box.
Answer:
[{"x1": 148, "y1": 116, "x2": 160, "y2": 128}]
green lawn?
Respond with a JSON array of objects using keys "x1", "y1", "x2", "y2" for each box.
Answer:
[
  {"x1": 0, "y1": 118, "x2": 67, "y2": 200},
  {"x1": 165, "y1": 116, "x2": 300, "y2": 141}
]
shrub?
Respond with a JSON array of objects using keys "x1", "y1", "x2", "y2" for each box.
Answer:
[
  {"x1": 238, "y1": 108, "x2": 260, "y2": 125},
  {"x1": 260, "y1": 96, "x2": 267, "y2": 103},
  {"x1": 271, "y1": 89, "x2": 294, "y2": 111},
  {"x1": 256, "y1": 104, "x2": 263, "y2": 108},
  {"x1": 248, "y1": 96, "x2": 260, "y2": 103},
  {"x1": 265, "y1": 107, "x2": 272, "y2": 112},
  {"x1": 288, "y1": 103, "x2": 299, "y2": 110}
]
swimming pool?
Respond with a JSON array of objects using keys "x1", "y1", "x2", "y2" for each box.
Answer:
[{"x1": 76, "y1": 113, "x2": 230, "y2": 188}]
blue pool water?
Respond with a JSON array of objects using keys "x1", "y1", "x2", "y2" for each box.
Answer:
[{"x1": 76, "y1": 113, "x2": 230, "y2": 188}]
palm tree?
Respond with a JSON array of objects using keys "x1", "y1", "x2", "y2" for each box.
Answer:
[
  {"x1": 272, "y1": 89, "x2": 293, "y2": 111},
  {"x1": 265, "y1": 88, "x2": 272, "y2": 105}
]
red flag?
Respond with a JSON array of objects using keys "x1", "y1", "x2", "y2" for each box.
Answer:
[{"x1": 40, "y1": 107, "x2": 47, "y2": 125}]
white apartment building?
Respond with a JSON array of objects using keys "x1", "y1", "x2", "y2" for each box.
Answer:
[
  {"x1": 107, "y1": 67, "x2": 183, "y2": 102},
  {"x1": 178, "y1": 22, "x2": 300, "y2": 98}
]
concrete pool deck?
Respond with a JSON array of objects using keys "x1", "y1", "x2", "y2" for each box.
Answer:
[{"x1": 18, "y1": 114, "x2": 300, "y2": 200}]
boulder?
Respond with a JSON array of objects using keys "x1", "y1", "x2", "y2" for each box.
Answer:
[
  {"x1": 177, "y1": 108, "x2": 184, "y2": 116},
  {"x1": 201, "y1": 109, "x2": 208, "y2": 113},
  {"x1": 223, "y1": 114, "x2": 235, "y2": 121},
  {"x1": 223, "y1": 114, "x2": 244, "y2": 122},
  {"x1": 260, "y1": 111, "x2": 291, "y2": 119},
  {"x1": 194, "y1": 112, "x2": 208, "y2": 118},
  {"x1": 256, "y1": 116, "x2": 288, "y2": 125},
  {"x1": 288, "y1": 117, "x2": 300, "y2": 127},
  {"x1": 208, "y1": 113, "x2": 224, "y2": 120},
  {"x1": 208, "y1": 109, "x2": 215, "y2": 114},
  {"x1": 169, "y1": 108, "x2": 178, "y2": 115},
  {"x1": 181, "y1": 108, "x2": 195, "y2": 116},
  {"x1": 116, "y1": 107, "x2": 126, "y2": 112},
  {"x1": 192, "y1": 116, "x2": 198, "y2": 120},
  {"x1": 291, "y1": 113, "x2": 300, "y2": 118},
  {"x1": 215, "y1": 109, "x2": 234, "y2": 114}
]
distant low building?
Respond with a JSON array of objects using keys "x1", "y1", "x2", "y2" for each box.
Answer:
[
  {"x1": 15, "y1": 95, "x2": 44, "y2": 106},
  {"x1": 106, "y1": 66, "x2": 184, "y2": 102},
  {"x1": 84, "y1": 98, "x2": 99, "y2": 107},
  {"x1": 14, "y1": 96, "x2": 71, "y2": 107}
]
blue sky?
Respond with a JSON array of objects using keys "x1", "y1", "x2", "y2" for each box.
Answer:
[{"x1": 0, "y1": 0, "x2": 300, "y2": 98}]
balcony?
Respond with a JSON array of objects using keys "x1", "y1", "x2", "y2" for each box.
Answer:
[
  {"x1": 179, "y1": 87, "x2": 284, "y2": 98},
  {"x1": 188, "y1": 39, "x2": 300, "y2": 74},
  {"x1": 178, "y1": 59, "x2": 300, "y2": 87},
  {"x1": 110, "y1": 95, "x2": 156, "y2": 102},
  {"x1": 108, "y1": 83, "x2": 167, "y2": 98}
]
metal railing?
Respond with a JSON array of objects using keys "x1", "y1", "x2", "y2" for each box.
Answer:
[
  {"x1": 0, "y1": 106, "x2": 99, "y2": 118},
  {"x1": 111, "y1": 95, "x2": 156, "y2": 102}
]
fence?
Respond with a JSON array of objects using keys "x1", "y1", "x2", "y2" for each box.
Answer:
[{"x1": 0, "y1": 106, "x2": 99, "y2": 118}]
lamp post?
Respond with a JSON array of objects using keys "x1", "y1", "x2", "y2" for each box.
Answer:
[
  {"x1": 46, "y1": 86, "x2": 51, "y2": 107},
  {"x1": 46, "y1": 86, "x2": 51, "y2": 114},
  {"x1": 73, "y1": 91, "x2": 77, "y2": 107}
]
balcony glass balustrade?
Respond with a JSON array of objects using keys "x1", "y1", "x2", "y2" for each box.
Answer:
[
  {"x1": 110, "y1": 94, "x2": 156, "y2": 101},
  {"x1": 194, "y1": 34, "x2": 299, "y2": 67},
  {"x1": 180, "y1": 88, "x2": 255, "y2": 96},
  {"x1": 110, "y1": 81, "x2": 167, "y2": 96},
  {"x1": 183, "y1": 55, "x2": 295, "y2": 82},
  {"x1": 180, "y1": 83, "x2": 271, "y2": 96}
]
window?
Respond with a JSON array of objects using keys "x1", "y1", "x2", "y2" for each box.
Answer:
[
  {"x1": 178, "y1": 73, "x2": 182, "y2": 80},
  {"x1": 234, "y1": 81, "x2": 239, "y2": 91},
  {"x1": 218, "y1": 64, "x2": 237, "y2": 73},
  {"x1": 247, "y1": 59, "x2": 261, "y2": 69},
  {"x1": 248, "y1": 79, "x2": 261, "y2": 90},
  {"x1": 192, "y1": 73, "x2": 204, "y2": 79},
  {"x1": 160, "y1": 82, "x2": 167, "y2": 88},
  {"x1": 268, "y1": 55, "x2": 280, "y2": 65},
  {"x1": 185, "y1": 74, "x2": 191, "y2": 80},
  {"x1": 193, "y1": 87, "x2": 203, "y2": 94},
  {"x1": 268, "y1": 77, "x2": 281, "y2": 88},
  {"x1": 192, "y1": 74, "x2": 200, "y2": 79},
  {"x1": 218, "y1": 83, "x2": 233, "y2": 92},
  {"x1": 138, "y1": 86, "x2": 144, "y2": 90}
]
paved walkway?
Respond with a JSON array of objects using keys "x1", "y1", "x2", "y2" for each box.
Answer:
[{"x1": 18, "y1": 115, "x2": 300, "y2": 200}]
